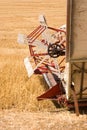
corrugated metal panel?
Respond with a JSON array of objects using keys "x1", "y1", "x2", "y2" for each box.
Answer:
[{"x1": 67, "y1": 0, "x2": 87, "y2": 61}]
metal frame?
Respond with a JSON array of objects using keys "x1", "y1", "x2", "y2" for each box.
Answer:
[{"x1": 66, "y1": 0, "x2": 87, "y2": 115}]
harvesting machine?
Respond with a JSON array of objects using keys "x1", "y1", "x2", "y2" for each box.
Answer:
[{"x1": 18, "y1": 0, "x2": 87, "y2": 115}]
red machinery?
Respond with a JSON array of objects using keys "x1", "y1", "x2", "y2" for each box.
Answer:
[
  {"x1": 18, "y1": 15, "x2": 87, "y2": 116},
  {"x1": 23, "y1": 15, "x2": 67, "y2": 107},
  {"x1": 18, "y1": 15, "x2": 67, "y2": 106}
]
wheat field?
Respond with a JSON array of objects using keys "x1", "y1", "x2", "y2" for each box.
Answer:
[
  {"x1": 0, "y1": 0, "x2": 67, "y2": 111},
  {"x1": 0, "y1": 0, "x2": 87, "y2": 130}
]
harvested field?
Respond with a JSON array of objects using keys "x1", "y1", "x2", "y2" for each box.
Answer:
[
  {"x1": 0, "y1": 109, "x2": 87, "y2": 130},
  {"x1": 0, "y1": 0, "x2": 87, "y2": 129}
]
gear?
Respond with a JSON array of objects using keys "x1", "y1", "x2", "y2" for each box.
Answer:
[{"x1": 48, "y1": 43, "x2": 65, "y2": 58}]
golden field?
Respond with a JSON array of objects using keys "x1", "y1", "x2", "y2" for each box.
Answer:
[
  {"x1": 0, "y1": 0, "x2": 67, "y2": 111},
  {"x1": 0, "y1": 0, "x2": 87, "y2": 129}
]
